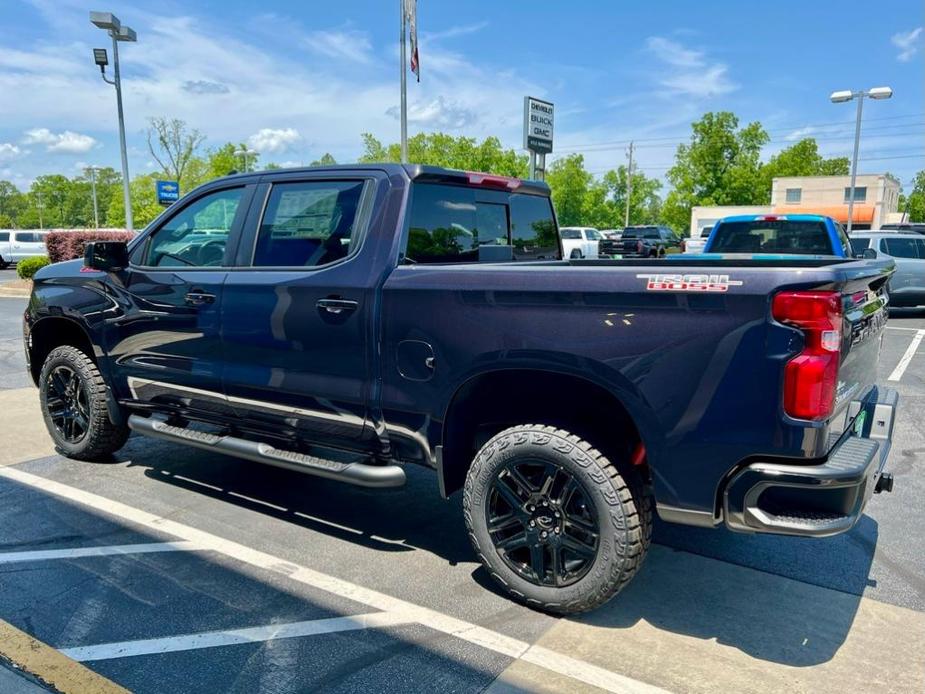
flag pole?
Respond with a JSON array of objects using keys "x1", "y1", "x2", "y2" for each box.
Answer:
[{"x1": 400, "y1": 0, "x2": 408, "y2": 163}]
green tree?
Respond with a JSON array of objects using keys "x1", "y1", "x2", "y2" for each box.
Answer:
[
  {"x1": 147, "y1": 117, "x2": 206, "y2": 189},
  {"x1": 311, "y1": 153, "x2": 337, "y2": 166},
  {"x1": 601, "y1": 166, "x2": 662, "y2": 226},
  {"x1": 899, "y1": 169, "x2": 925, "y2": 222},
  {"x1": 106, "y1": 173, "x2": 166, "y2": 229},
  {"x1": 662, "y1": 112, "x2": 769, "y2": 231},
  {"x1": 758, "y1": 138, "x2": 849, "y2": 197},
  {"x1": 358, "y1": 132, "x2": 528, "y2": 177},
  {"x1": 545, "y1": 154, "x2": 592, "y2": 227},
  {"x1": 0, "y1": 213, "x2": 13, "y2": 228},
  {"x1": 0, "y1": 180, "x2": 23, "y2": 222}
]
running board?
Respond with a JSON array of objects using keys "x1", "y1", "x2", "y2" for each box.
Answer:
[{"x1": 127, "y1": 415, "x2": 405, "y2": 488}]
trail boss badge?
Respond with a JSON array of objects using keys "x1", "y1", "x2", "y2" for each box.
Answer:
[{"x1": 636, "y1": 274, "x2": 744, "y2": 292}]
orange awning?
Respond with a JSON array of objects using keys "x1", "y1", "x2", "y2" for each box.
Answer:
[{"x1": 772, "y1": 205, "x2": 874, "y2": 223}]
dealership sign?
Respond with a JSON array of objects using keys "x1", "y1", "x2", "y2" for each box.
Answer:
[
  {"x1": 155, "y1": 180, "x2": 180, "y2": 206},
  {"x1": 523, "y1": 96, "x2": 554, "y2": 154}
]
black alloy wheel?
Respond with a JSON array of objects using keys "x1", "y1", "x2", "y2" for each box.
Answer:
[
  {"x1": 486, "y1": 459, "x2": 599, "y2": 587},
  {"x1": 44, "y1": 364, "x2": 90, "y2": 443}
]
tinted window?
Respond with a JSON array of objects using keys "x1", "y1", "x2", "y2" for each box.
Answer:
[
  {"x1": 644, "y1": 229, "x2": 659, "y2": 239},
  {"x1": 848, "y1": 237, "x2": 871, "y2": 255},
  {"x1": 709, "y1": 221, "x2": 832, "y2": 254},
  {"x1": 560, "y1": 229, "x2": 581, "y2": 239},
  {"x1": 254, "y1": 180, "x2": 365, "y2": 267},
  {"x1": 883, "y1": 237, "x2": 925, "y2": 259},
  {"x1": 143, "y1": 187, "x2": 243, "y2": 267},
  {"x1": 0, "y1": 232, "x2": 10, "y2": 242},
  {"x1": 407, "y1": 184, "x2": 517, "y2": 264},
  {"x1": 511, "y1": 194, "x2": 559, "y2": 260},
  {"x1": 15, "y1": 232, "x2": 42, "y2": 243}
]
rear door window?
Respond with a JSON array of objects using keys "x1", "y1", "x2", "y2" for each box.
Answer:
[
  {"x1": 0, "y1": 232, "x2": 9, "y2": 242},
  {"x1": 406, "y1": 183, "x2": 559, "y2": 263},
  {"x1": 883, "y1": 237, "x2": 925, "y2": 259},
  {"x1": 709, "y1": 220, "x2": 832, "y2": 254},
  {"x1": 253, "y1": 180, "x2": 366, "y2": 267}
]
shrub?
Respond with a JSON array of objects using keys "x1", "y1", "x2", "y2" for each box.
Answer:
[
  {"x1": 17, "y1": 255, "x2": 51, "y2": 280},
  {"x1": 45, "y1": 230, "x2": 135, "y2": 264}
]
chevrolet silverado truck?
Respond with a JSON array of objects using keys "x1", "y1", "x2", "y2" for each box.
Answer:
[{"x1": 24, "y1": 164, "x2": 898, "y2": 614}]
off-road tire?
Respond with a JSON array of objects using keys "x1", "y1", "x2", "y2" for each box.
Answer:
[
  {"x1": 463, "y1": 424, "x2": 652, "y2": 614},
  {"x1": 39, "y1": 345, "x2": 129, "y2": 461}
]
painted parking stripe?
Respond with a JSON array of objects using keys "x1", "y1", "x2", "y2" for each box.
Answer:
[
  {"x1": 888, "y1": 329, "x2": 925, "y2": 382},
  {"x1": 60, "y1": 611, "x2": 414, "y2": 662},
  {"x1": 0, "y1": 541, "x2": 200, "y2": 564},
  {"x1": 885, "y1": 325, "x2": 923, "y2": 332},
  {"x1": 0, "y1": 466, "x2": 671, "y2": 694}
]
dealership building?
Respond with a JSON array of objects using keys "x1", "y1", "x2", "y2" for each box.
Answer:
[{"x1": 689, "y1": 173, "x2": 903, "y2": 236}]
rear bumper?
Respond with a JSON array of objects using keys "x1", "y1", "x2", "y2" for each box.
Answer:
[{"x1": 723, "y1": 387, "x2": 898, "y2": 537}]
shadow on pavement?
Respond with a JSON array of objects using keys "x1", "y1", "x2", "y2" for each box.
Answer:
[
  {"x1": 574, "y1": 519, "x2": 878, "y2": 666},
  {"x1": 80, "y1": 435, "x2": 879, "y2": 667}
]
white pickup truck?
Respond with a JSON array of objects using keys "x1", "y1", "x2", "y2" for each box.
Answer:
[{"x1": 0, "y1": 230, "x2": 48, "y2": 268}]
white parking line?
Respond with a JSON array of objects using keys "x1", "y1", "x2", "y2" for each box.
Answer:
[
  {"x1": 60, "y1": 611, "x2": 414, "y2": 662},
  {"x1": 0, "y1": 466, "x2": 670, "y2": 694},
  {"x1": 0, "y1": 542, "x2": 200, "y2": 564},
  {"x1": 885, "y1": 325, "x2": 924, "y2": 332},
  {"x1": 888, "y1": 329, "x2": 925, "y2": 382}
]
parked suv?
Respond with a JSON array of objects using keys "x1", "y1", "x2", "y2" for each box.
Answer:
[
  {"x1": 0, "y1": 230, "x2": 48, "y2": 268},
  {"x1": 620, "y1": 225, "x2": 682, "y2": 258},
  {"x1": 849, "y1": 231, "x2": 925, "y2": 307}
]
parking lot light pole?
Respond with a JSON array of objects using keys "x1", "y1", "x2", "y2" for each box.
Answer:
[
  {"x1": 829, "y1": 86, "x2": 893, "y2": 233},
  {"x1": 234, "y1": 145, "x2": 259, "y2": 173},
  {"x1": 91, "y1": 11, "x2": 137, "y2": 232},
  {"x1": 86, "y1": 166, "x2": 101, "y2": 228}
]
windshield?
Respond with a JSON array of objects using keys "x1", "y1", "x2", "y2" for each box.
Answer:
[
  {"x1": 709, "y1": 220, "x2": 833, "y2": 255},
  {"x1": 560, "y1": 229, "x2": 581, "y2": 239},
  {"x1": 585, "y1": 230, "x2": 602, "y2": 240},
  {"x1": 622, "y1": 229, "x2": 639, "y2": 239}
]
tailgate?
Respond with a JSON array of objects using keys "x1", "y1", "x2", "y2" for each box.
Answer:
[{"x1": 836, "y1": 272, "x2": 890, "y2": 429}]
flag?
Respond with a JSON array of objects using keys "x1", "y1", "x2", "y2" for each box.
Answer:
[{"x1": 404, "y1": 0, "x2": 420, "y2": 81}]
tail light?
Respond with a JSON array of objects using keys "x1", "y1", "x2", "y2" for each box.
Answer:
[
  {"x1": 680, "y1": 239, "x2": 687, "y2": 253},
  {"x1": 636, "y1": 240, "x2": 643, "y2": 254},
  {"x1": 772, "y1": 291, "x2": 843, "y2": 420}
]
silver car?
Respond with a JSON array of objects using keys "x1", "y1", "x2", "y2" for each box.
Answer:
[{"x1": 850, "y1": 231, "x2": 925, "y2": 308}]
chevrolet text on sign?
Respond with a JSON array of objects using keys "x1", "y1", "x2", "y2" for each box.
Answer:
[{"x1": 523, "y1": 96, "x2": 554, "y2": 154}]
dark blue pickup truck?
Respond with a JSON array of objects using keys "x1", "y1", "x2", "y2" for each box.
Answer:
[{"x1": 24, "y1": 164, "x2": 898, "y2": 614}]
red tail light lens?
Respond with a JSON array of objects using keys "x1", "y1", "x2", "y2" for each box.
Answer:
[
  {"x1": 637, "y1": 240, "x2": 643, "y2": 254},
  {"x1": 772, "y1": 291, "x2": 843, "y2": 421}
]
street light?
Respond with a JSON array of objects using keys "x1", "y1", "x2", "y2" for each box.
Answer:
[
  {"x1": 90, "y1": 11, "x2": 137, "y2": 232},
  {"x1": 234, "y1": 145, "x2": 259, "y2": 173},
  {"x1": 829, "y1": 86, "x2": 893, "y2": 233},
  {"x1": 85, "y1": 166, "x2": 102, "y2": 229}
]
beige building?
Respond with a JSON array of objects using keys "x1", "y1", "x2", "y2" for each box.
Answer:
[{"x1": 689, "y1": 174, "x2": 902, "y2": 236}]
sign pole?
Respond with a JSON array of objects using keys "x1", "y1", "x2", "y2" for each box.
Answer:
[
  {"x1": 529, "y1": 151, "x2": 536, "y2": 180},
  {"x1": 399, "y1": 0, "x2": 408, "y2": 164}
]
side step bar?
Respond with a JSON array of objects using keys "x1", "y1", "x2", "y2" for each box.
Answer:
[{"x1": 127, "y1": 415, "x2": 406, "y2": 489}]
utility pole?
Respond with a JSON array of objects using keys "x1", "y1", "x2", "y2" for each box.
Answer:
[
  {"x1": 87, "y1": 166, "x2": 100, "y2": 229},
  {"x1": 36, "y1": 191, "x2": 44, "y2": 229},
  {"x1": 399, "y1": 0, "x2": 408, "y2": 163},
  {"x1": 624, "y1": 141, "x2": 634, "y2": 228}
]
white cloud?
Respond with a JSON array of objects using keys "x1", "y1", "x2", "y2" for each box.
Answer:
[
  {"x1": 302, "y1": 29, "x2": 373, "y2": 64},
  {"x1": 22, "y1": 128, "x2": 97, "y2": 154},
  {"x1": 248, "y1": 128, "x2": 302, "y2": 154},
  {"x1": 645, "y1": 36, "x2": 737, "y2": 98},
  {"x1": 891, "y1": 27, "x2": 923, "y2": 62},
  {"x1": 0, "y1": 143, "x2": 23, "y2": 160},
  {"x1": 784, "y1": 126, "x2": 816, "y2": 142},
  {"x1": 386, "y1": 96, "x2": 477, "y2": 129}
]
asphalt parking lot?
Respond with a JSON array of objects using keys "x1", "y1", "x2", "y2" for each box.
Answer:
[{"x1": 0, "y1": 295, "x2": 923, "y2": 693}]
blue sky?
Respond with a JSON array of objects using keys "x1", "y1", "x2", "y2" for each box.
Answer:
[{"x1": 1, "y1": 0, "x2": 922, "y2": 193}]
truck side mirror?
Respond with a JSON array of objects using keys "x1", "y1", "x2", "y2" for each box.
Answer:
[
  {"x1": 861, "y1": 248, "x2": 878, "y2": 260},
  {"x1": 84, "y1": 241, "x2": 129, "y2": 272}
]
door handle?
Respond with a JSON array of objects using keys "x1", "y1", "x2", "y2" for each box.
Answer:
[
  {"x1": 316, "y1": 298, "x2": 358, "y2": 315},
  {"x1": 184, "y1": 291, "x2": 216, "y2": 306}
]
